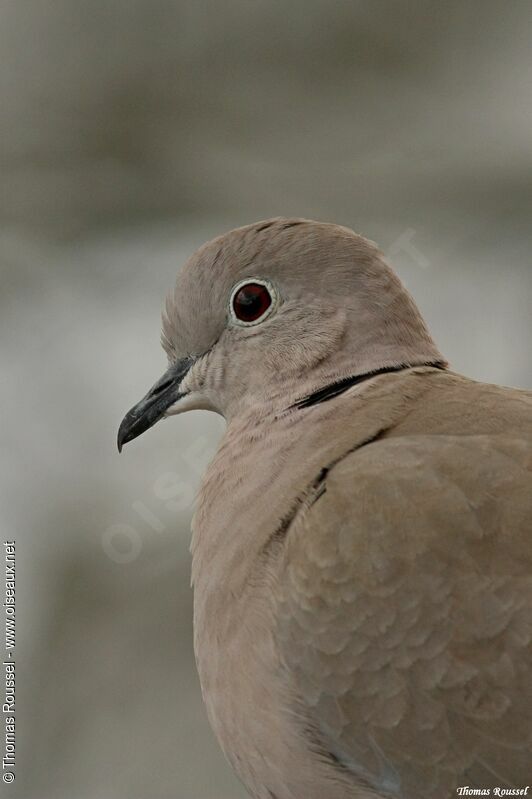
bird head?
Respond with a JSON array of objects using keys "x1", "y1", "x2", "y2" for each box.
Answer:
[{"x1": 118, "y1": 217, "x2": 445, "y2": 450}]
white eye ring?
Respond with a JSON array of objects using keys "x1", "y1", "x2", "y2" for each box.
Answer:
[{"x1": 228, "y1": 278, "x2": 279, "y2": 327}]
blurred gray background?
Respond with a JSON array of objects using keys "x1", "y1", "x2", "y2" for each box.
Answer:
[{"x1": 1, "y1": 2, "x2": 531, "y2": 797}]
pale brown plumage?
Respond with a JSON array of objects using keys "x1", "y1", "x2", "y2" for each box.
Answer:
[
  {"x1": 278, "y1": 381, "x2": 532, "y2": 797},
  {"x1": 118, "y1": 218, "x2": 532, "y2": 799}
]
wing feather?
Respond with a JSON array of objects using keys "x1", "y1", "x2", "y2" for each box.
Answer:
[{"x1": 278, "y1": 435, "x2": 532, "y2": 798}]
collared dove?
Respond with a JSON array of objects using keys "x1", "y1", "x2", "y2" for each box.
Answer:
[{"x1": 118, "y1": 218, "x2": 532, "y2": 799}]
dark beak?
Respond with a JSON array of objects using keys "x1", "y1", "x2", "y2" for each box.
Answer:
[{"x1": 117, "y1": 357, "x2": 193, "y2": 452}]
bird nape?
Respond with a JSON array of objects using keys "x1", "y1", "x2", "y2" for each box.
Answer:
[{"x1": 118, "y1": 217, "x2": 532, "y2": 799}]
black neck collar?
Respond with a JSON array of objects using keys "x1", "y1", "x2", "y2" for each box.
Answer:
[{"x1": 292, "y1": 362, "x2": 446, "y2": 410}]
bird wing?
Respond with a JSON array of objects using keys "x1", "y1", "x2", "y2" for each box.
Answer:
[{"x1": 277, "y1": 433, "x2": 532, "y2": 798}]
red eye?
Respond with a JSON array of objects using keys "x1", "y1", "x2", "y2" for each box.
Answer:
[{"x1": 232, "y1": 282, "x2": 273, "y2": 323}]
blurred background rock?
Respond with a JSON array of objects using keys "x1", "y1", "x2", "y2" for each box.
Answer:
[{"x1": 1, "y1": 2, "x2": 531, "y2": 797}]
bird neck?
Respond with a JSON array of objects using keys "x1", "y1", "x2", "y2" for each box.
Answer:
[{"x1": 190, "y1": 366, "x2": 438, "y2": 610}]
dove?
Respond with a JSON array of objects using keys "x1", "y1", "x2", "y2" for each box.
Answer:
[{"x1": 118, "y1": 218, "x2": 532, "y2": 799}]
